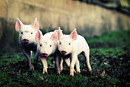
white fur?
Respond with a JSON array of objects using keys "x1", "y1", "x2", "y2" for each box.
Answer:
[
  {"x1": 59, "y1": 35, "x2": 89, "y2": 55},
  {"x1": 58, "y1": 29, "x2": 92, "y2": 76},
  {"x1": 36, "y1": 31, "x2": 61, "y2": 74},
  {"x1": 15, "y1": 18, "x2": 39, "y2": 69},
  {"x1": 37, "y1": 32, "x2": 57, "y2": 55},
  {"x1": 19, "y1": 25, "x2": 38, "y2": 44}
]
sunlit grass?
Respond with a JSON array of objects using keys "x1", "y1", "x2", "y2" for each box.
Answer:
[{"x1": 120, "y1": 0, "x2": 130, "y2": 7}]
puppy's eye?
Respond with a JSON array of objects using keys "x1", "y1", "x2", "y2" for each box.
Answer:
[
  {"x1": 21, "y1": 32, "x2": 23, "y2": 34},
  {"x1": 31, "y1": 32, "x2": 33, "y2": 34},
  {"x1": 40, "y1": 44, "x2": 42, "y2": 47},
  {"x1": 69, "y1": 43, "x2": 71, "y2": 45},
  {"x1": 50, "y1": 45, "x2": 52, "y2": 47},
  {"x1": 59, "y1": 42, "x2": 61, "y2": 45}
]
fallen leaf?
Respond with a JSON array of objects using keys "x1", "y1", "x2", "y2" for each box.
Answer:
[{"x1": 99, "y1": 70, "x2": 106, "y2": 78}]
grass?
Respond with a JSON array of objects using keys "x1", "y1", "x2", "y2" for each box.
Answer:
[{"x1": 0, "y1": 29, "x2": 130, "y2": 87}]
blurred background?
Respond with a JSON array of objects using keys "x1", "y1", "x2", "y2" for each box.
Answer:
[{"x1": 0, "y1": 0, "x2": 130, "y2": 53}]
